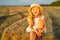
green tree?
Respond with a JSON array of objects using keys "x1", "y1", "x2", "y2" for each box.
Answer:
[{"x1": 50, "y1": 1, "x2": 60, "y2": 6}]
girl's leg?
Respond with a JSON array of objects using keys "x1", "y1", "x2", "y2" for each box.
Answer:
[
  {"x1": 30, "y1": 32, "x2": 36, "y2": 40},
  {"x1": 36, "y1": 35, "x2": 42, "y2": 40}
]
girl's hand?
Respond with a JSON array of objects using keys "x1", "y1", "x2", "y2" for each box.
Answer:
[
  {"x1": 35, "y1": 29, "x2": 42, "y2": 36},
  {"x1": 30, "y1": 27, "x2": 35, "y2": 32}
]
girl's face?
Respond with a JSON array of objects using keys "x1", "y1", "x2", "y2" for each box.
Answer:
[{"x1": 31, "y1": 6, "x2": 40, "y2": 17}]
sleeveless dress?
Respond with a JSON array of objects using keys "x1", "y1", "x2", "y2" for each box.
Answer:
[{"x1": 26, "y1": 15, "x2": 46, "y2": 33}]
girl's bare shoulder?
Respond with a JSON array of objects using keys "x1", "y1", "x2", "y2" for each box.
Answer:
[{"x1": 40, "y1": 15, "x2": 44, "y2": 20}]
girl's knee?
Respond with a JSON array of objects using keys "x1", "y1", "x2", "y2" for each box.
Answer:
[
  {"x1": 30, "y1": 32, "x2": 36, "y2": 35},
  {"x1": 30, "y1": 32, "x2": 36, "y2": 40}
]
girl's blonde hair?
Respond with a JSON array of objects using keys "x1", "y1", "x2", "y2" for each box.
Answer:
[{"x1": 27, "y1": 3, "x2": 43, "y2": 27}]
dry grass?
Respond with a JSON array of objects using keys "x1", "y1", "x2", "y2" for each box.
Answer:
[{"x1": 0, "y1": 6, "x2": 60, "y2": 40}]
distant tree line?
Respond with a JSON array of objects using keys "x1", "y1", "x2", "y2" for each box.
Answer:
[{"x1": 50, "y1": 0, "x2": 60, "y2": 6}]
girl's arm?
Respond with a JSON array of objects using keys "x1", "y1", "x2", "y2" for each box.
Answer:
[
  {"x1": 35, "y1": 18, "x2": 46, "y2": 36},
  {"x1": 27, "y1": 17, "x2": 35, "y2": 32},
  {"x1": 27, "y1": 17, "x2": 33, "y2": 27},
  {"x1": 39, "y1": 19, "x2": 46, "y2": 33}
]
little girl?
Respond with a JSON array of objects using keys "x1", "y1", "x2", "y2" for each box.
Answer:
[{"x1": 26, "y1": 3, "x2": 46, "y2": 40}]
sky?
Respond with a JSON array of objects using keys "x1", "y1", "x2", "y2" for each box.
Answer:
[{"x1": 0, "y1": 0, "x2": 57, "y2": 6}]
